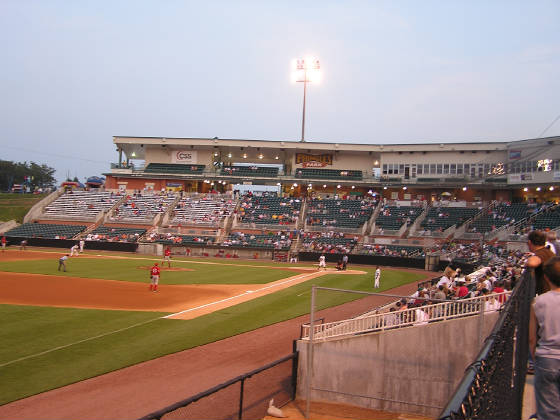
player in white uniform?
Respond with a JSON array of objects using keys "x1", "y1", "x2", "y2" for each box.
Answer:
[
  {"x1": 70, "y1": 244, "x2": 79, "y2": 256},
  {"x1": 79, "y1": 239, "x2": 85, "y2": 253},
  {"x1": 374, "y1": 266, "x2": 381, "y2": 288},
  {"x1": 318, "y1": 254, "x2": 326, "y2": 271}
]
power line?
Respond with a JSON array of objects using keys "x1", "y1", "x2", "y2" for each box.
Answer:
[
  {"x1": 538, "y1": 112, "x2": 560, "y2": 138},
  {"x1": 0, "y1": 144, "x2": 109, "y2": 164}
]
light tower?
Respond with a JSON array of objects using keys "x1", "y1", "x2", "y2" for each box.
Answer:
[{"x1": 292, "y1": 57, "x2": 321, "y2": 142}]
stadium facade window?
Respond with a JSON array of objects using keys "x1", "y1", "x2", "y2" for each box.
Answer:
[
  {"x1": 443, "y1": 163, "x2": 449, "y2": 174},
  {"x1": 437, "y1": 164, "x2": 442, "y2": 174},
  {"x1": 457, "y1": 164, "x2": 463, "y2": 175},
  {"x1": 450, "y1": 164, "x2": 456, "y2": 174},
  {"x1": 430, "y1": 164, "x2": 436, "y2": 174},
  {"x1": 417, "y1": 164, "x2": 423, "y2": 175}
]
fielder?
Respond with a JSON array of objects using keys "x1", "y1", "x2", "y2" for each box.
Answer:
[
  {"x1": 79, "y1": 239, "x2": 85, "y2": 253},
  {"x1": 58, "y1": 254, "x2": 69, "y2": 272},
  {"x1": 318, "y1": 254, "x2": 326, "y2": 271},
  {"x1": 374, "y1": 266, "x2": 381, "y2": 288},
  {"x1": 70, "y1": 244, "x2": 79, "y2": 256},
  {"x1": 162, "y1": 247, "x2": 172, "y2": 268},
  {"x1": 149, "y1": 262, "x2": 161, "y2": 292},
  {"x1": 1, "y1": 236, "x2": 6, "y2": 252}
]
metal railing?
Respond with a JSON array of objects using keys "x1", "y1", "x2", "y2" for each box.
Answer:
[
  {"x1": 301, "y1": 292, "x2": 511, "y2": 341},
  {"x1": 438, "y1": 270, "x2": 533, "y2": 420},
  {"x1": 138, "y1": 353, "x2": 298, "y2": 420}
]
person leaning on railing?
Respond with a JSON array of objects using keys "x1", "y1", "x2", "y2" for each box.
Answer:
[{"x1": 529, "y1": 256, "x2": 560, "y2": 420}]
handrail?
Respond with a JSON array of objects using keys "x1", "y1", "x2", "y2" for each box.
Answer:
[{"x1": 301, "y1": 292, "x2": 511, "y2": 340}]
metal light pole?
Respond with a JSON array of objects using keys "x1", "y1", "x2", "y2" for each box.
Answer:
[{"x1": 293, "y1": 58, "x2": 320, "y2": 142}]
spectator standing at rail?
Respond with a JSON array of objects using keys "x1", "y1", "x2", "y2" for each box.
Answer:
[
  {"x1": 58, "y1": 254, "x2": 69, "y2": 272},
  {"x1": 529, "y1": 257, "x2": 560, "y2": 420},
  {"x1": 374, "y1": 266, "x2": 381, "y2": 288},
  {"x1": 545, "y1": 231, "x2": 560, "y2": 255},
  {"x1": 149, "y1": 262, "x2": 161, "y2": 292},
  {"x1": 527, "y1": 230, "x2": 555, "y2": 296}
]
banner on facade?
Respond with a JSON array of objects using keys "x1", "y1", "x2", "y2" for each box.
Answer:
[
  {"x1": 295, "y1": 153, "x2": 333, "y2": 166},
  {"x1": 172, "y1": 150, "x2": 197, "y2": 164}
]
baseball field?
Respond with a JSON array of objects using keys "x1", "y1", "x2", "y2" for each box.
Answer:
[{"x1": 0, "y1": 248, "x2": 426, "y2": 407}]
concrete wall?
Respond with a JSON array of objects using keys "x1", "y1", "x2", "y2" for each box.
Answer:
[{"x1": 296, "y1": 311, "x2": 499, "y2": 418}]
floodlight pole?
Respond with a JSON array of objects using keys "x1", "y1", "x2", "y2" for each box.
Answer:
[{"x1": 301, "y1": 69, "x2": 308, "y2": 143}]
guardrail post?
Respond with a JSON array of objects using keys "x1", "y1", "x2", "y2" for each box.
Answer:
[
  {"x1": 305, "y1": 285, "x2": 316, "y2": 419},
  {"x1": 238, "y1": 378, "x2": 245, "y2": 420}
]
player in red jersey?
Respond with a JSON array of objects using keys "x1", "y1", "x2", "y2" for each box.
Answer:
[
  {"x1": 149, "y1": 262, "x2": 161, "y2": 292},
  {"x1": 162, "y1": 247, "x2": 172, "y2": 268}
]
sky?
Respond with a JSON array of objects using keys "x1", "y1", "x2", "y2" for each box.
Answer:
[{"x1": 1, "y1": 0, "x2": 559, "y2": 183}]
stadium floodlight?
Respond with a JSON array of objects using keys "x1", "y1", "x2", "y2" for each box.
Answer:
[{"x1": 292, "y1": 57, "x2": 321, "y2": 142}]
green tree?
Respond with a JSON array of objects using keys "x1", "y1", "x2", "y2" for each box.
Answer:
[{"x1": 0, "y1": 160, "x2": 56, "y2": 191}]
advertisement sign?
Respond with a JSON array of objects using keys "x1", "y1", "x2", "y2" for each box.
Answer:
[
  {"x1": 172, "y1": 150, "x2": 197, "y2": 164},
  {"x1": 295, "y1": 153, "x2": 332, "y2": 166},
  {"x1": 509, "y1": 150, "x2": 522, "y2": 160}
]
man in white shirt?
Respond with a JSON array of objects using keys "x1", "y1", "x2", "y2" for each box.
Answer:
[{"x1": 318, "y1": 254, "x2": 326, "y2": 271}]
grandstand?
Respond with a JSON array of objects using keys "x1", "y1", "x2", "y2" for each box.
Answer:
[
  {"x1": 108, "y1": 193, "x2": 176, "y2": 224},
  {"x1": 41, "y1": 191, "x2": 120, "y2": 221},
  {"x1": 170, "y1": 195, "x2": 235, "y2": 227},
  {"x1": 6, "y1": 222, "x2": 86, "y2": 239}
]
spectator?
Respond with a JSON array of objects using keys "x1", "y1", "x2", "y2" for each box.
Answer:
[
  {"x1": 529, "y1": 257, "x2": 560, "y2": 420},
  {"x1": 527, "y1": 230, "x2": 555, "y2": 295}
]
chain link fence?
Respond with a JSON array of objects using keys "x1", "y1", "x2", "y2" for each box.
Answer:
[{"x1": 438, "y1": 269, "x2": 533, "y2": 420}]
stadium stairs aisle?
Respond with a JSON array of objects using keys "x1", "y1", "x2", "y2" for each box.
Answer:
[{"x1": 0, "y1": 281, "x2": 421, "y2": 420}]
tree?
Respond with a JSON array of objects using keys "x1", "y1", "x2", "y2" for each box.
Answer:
[{"x1": 0, "y1": 160, "x2": 57, "y2": 192}]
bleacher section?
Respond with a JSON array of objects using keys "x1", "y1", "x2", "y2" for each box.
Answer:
[
  {"x1": 144, "y1": 163, "x2": 205, "y2": 174},
  {"x1": 222, "y1": 232, "x2": 292, "y2": 250},
  {"x1": 149, "y1": 234, "x2": 215, "y2": 245},
  {"x1": 531, "y1": 206, "x2": 560, "y2": 231},
  {"x1": 108, "y1": 193, "x2": 176, "y2": 224},
  {"x1": 420, "y1": 207, "x2": 479, "y2": 233},
  {"x1": 301, "y1": 235, "x2": 357, "y2": 253},
  {"x1": 238, "y1": 195, "x2": 301, "y2": 225},
  {"x1": 221, "y1": 166, "x2": 278, "y2": 178},
  {"x1": 295, "y1": 168, "x2": 362, "y2": 180},
  {"x1": 468, "y1": 203, "x2": 529, "y2": 233},
  {"x1": 374, "y1": 205, "x2": 423, "y2": 231},
  {"x1": 87, "y1": 226, "x2": 146, "y2": 242},
  {"x1": 360, "y1": 244, "x2": 424, "y2": 257},
  {"x1": 6, "y1": 223, "x2": 86, "y2": 239},
  {"x1": 306, "y1": 198, "x2": 376, "y2": 229},
  {"x1": 42, "y1": 191, "x2": 120, "y2": 220},
  {"x1": 171, "y1": 196, "x2": 235, "y2": 226}
]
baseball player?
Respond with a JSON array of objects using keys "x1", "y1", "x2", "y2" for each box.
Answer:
[
  {"x1": 20, "y1": 240, "x2": 27, "y2": 250},
  {"x1": 318, "y1": 254, "x2": 326, "y2": 271},
  {"x1": 70, "y1": 244, "x2": 79, "y2": 256},
  {"x1": 374, "y1": 266, "x2": 381, "y2": 288},
  {"x1": 58, "y1": 254, "x2": 69, "y2": 272},
  {"x1": 79, "y1": 239, "x2": 85, "y2": 253},
  {"x1": 162, "y1": 247, "x2": 172, "y2": 268},
  {"x1": 149, "y1": 262, "x2": 161, "y2": 292},
  {"x1": 1, "y1": 236, "x2": 6, "y2": 252}
]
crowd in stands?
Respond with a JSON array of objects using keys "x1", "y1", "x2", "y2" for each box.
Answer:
[
  {"x1": 374, "y1": 204, "x2": 423, "y2": 231},
  {"x1": 306, "y1": 198, "x2": 377, "y2": 228},
  {"x1": 360, "y1": 243, "x2": 424, "y2": 258},
  {"x1": 236, "y1": 193, "x2": 301, "y2": 225},
  {"x1": 171, "y1": 195, "x2": 235, "y2": 226},
  {"x1": 145, "y1": 232, "x2": 215, "y2": 245},
  {"x1": 108, "y1": 191, "x2": 175, "y2": 222},
  {"x1": 222, "y1": 231, "x2": 293, "y2": 250},
  {"x1": 85, "y1": 226, "x2": 146, "y2": 243},
  {"x1": 301, "y1": 231, "x2": 357, "y2": 253}
]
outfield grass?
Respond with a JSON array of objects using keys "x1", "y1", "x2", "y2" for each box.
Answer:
[
  {"x1": 0, "y1": 258, "x2": 424, "y2": 405},
  {"x1": 0, "y1": 257, "x2": 299, "y2": 284}
]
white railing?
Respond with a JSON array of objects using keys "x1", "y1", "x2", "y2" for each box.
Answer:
[{"x1": 301, "y1": 291, "x2": 511, "y2": 341}]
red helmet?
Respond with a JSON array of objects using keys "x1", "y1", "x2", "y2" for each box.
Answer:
[{"x1": 154, "y1": 262, "x2": 159, "y2": 266}]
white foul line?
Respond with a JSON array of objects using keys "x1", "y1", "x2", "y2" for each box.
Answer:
[{"x1": 163, "y1": 271, "x2": 319, "y2": 318}]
